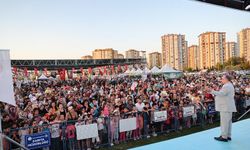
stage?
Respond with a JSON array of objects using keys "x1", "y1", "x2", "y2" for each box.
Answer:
[{"x1": 131, "y1": 119, "x2": 250, "y2": 150}]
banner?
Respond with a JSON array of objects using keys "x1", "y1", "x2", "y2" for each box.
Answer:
[
  {"x1": 25, "y1": 131, "x2": 50, "y2": 149},
  {"x1": 119, "y1": 117, "x2": 136, "y2": 132},
  {"x1": 0, "y1": 50, "x2": 16, "y2": 106},
  {"x1": 152, "y1": 111, "x2": 167, "y2": 122},
  {"x1": 183, "y1": 106, "x2": 195, "y2": 117},
  {"x1": 75, "y1": 123, "x2": 98, "y2": 140}
]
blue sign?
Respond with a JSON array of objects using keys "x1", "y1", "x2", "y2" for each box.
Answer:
[
  {"x1": 208, "y1": 104, "x2": 216, "y2": 115},
  {"x1": 25, "y1": 131, "x2": 51, "y2": 149}
]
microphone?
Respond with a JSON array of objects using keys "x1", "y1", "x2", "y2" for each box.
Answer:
[{"x1": 245, "y1": 5, "x2": 250, "y2": 10}]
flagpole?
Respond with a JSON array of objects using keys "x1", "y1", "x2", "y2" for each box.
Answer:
[{"x1": 0, "y1": 111, "x2": 3, "y2": 150}]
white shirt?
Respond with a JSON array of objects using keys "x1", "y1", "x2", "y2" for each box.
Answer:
[{"x1": 135, "y1": 102, "x2": 145, "y2": 112}]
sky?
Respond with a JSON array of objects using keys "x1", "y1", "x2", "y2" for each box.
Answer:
[{"x1": 0, "y1": 0, "x2": 250, "y2": 59}]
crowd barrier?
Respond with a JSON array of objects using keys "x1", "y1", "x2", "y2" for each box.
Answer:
[{"x1": 6, "y1": 100, "x2": 250, "y2": 150}]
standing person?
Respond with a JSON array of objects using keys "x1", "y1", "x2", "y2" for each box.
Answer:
[{"x1": 207, "y1": 75, "x2": 237, "y2": 142}]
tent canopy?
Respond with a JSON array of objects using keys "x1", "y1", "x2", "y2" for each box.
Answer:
[
  {"x1": 38, "y1": 74, "x2": 48, "y2": 80},
  {"x1": 150, "y1": 66, "x2": 160, "y2": 73},
  {"x1": 160, "y1": 64, "x2": 181, "y2": 73}
]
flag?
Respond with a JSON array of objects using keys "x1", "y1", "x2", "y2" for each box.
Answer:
[
  {"x1": 88, "y1": 67, "x2": 92, "y2": 75},
  {"x1": 34, "y1": 68, "x2": 38, "y2": 76},
  {"x1": 12, "y1": 67, "x2": 17, "y2": 75},
  {"x1": 80, "y1": 67, "x2": 84, "y2": 76},
  {"x1": 111, "y1": 65, "x2": 115, "y2": 74},
  {"x1": 103, "y1": 66, "x2": 107, "y2": 75},
  {"x1": 0, "y1": 50, "x2": 16, "y2": 106},
  {"x1": 44, "y1": 68, "x2": 48, "y2": 76},
  {"x1": 60, "y1": 68, "x2": 66, "y2": 80},
  {"x1": 24, "y1": 67, "x2": 28, "y2": 77},
  {"x1": 125, "y1": 65, "x2": 128, "y2": 71},
  {"x1": 99, "y1": 67, "x2": 103, "y2": 76},
  {"x1": 118, "y1": 65, "x2": 121, "y2": 73}
]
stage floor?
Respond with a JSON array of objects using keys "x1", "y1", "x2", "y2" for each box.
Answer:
[{"x1": 131, "y1": 119, "x2": 250, "y2": 150}]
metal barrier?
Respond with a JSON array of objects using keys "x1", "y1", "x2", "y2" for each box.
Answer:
[{"x1": 6, "y1": 102, "x2": 248, "y2": 150}]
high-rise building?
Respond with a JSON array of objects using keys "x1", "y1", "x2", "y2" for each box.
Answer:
[
  {"x1": 237, "y1": 28, "x2": 250, "y2": 62},
  {"x1": 161, "y1": 34, "x2": 187, "y2": 70},
  {"x1": 140, "y1": 51, "x2": 147, "y2": 59},
  {"x1": 225, "y1": 42, "x2": 237, "y2": 61},
  {"x1": 125, "y1": 49, "x2": 140, "y2": 58},
  {"x1": 81, "y1": 55, "x2": 93, "y2": 60},
  {"x1": 117, "y1": 53, "x2": 124, "y2": 59},
  {"x1": 198, "y1": 32, "x2": 226, "y2": 69},
  {"x1": 188, "y1": 45, "x2": 199, "y2": 70},
  {"x1": 148, "y1": 52, "x2": 162, "y2": 69},
  {"x1": 92, "y1": 48, "x2": 118, "y2": 59}
]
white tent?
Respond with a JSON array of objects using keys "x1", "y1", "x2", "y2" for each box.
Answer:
[
  {"x1": 130, "y1": 68, "x2": 136, "y2": 75},
  {"x1": 143, "y1": 67, "x2": 151, "y2": 74},
  {"x1": 135, "y1": 68, "x2": 143, "y2": 75},
  {"x1": 150, "y1": 66, "x2": 160, "y2": 74},
  {"x1": 124, "y1": 69, "x2": 131, "y2": 75},
  {"x1": 38, "y1": 74, "x2": 48, "y2": 80},
  {"x1": 160, "y1": 64, "x2": 181, "y2": 73}
]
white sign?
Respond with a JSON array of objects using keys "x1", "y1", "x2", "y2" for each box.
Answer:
[
  {"x1": 76, "y1": 123, "x2": 98, "y2": 140},
  {"x1": 0, "y1": 50, "x2": 16, "y2": 106},
  {"x1": 119, "y1": 118, "x2": 136, "y2": 132},
  {"x1": 131, "y1": 82, "x2": 138, "y2": 90},
  {"x1": 183, "y1": 106, "x2": 195, "y2": 117},
  {"x1": 152, "y1": 111, "x2": 167, "y2": 122}
]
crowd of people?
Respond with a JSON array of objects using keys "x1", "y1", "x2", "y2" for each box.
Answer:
[{"x1": 1, "y1": 71, "x2": 249, "y2": 150}]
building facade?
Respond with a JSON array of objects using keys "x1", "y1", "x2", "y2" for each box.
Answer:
[
  {"x1": 225, "y1": 42, "x2": 237, "y2": 61},
  {"x1": 117, "y1": 53, "x2": 124, "y2": 59},
  {"x1": 81, "y1": 55, "x2": 93, "y2": 60},
  {"x1": 237, "y1": 28, "x2": 250, "y2": 62},
  {"x1": 125, "y1": 49, "x2": 140, "y2": 58},
  {"x1": 92, "y1": 48, "x2": 118, "y2": 59},
  {"x1": 148, "y1": 52, "x2": 162, "y2": 69},
  {"x1": 188, "y1": 45, "x2": 199, "y2": 70},
  {"x1": 140, "y1": 51, "x2": 147, "y2": 59},
  {"x1": 161, "y1": 34, "x2": 187, "y2": 70},
  {"x1": 198, "y1": 32, "x2": 226, "y2": 69}
]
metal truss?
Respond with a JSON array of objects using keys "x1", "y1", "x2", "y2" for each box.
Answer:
[{"x1": 11, "y1": 58, "x2": 146, "y2": 70}]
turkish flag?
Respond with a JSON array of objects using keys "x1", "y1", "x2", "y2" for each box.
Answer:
[
  {"x1": 111, "y1": 65, "x2": 115, "y2": 74},
  {"x1": 12, "y1": 67, "x2": 17, "y2": 75},
  {"x1": 99, "y1": 67, "x2": 103, "y2": 76},
  {"x1": 24, "y1": 68, "x2": 28, "y2": 77},
  {"x1": 44, "y1": 68, "x2": 48, "y2": 76},
  {"x1": 125, "y1": 65, "x2": 128, "y2": 71},
  {"x1": 80, "y1": 67, "x2": 84, "y2": 76},
  {"x1": 60, "y1": 68, "x2": 66, "y2": 80},
  {"x1": 88, "y1": 67, "x2": 92, "y2": 75},
  {"x1": 118, "y1": 65, "x2": 121, "y2": 72},
  {"x1": 34, "y1": 68, "x2": 38, "y2": 76}
]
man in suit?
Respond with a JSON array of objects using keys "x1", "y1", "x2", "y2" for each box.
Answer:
[{"x1": 207, "y1": 74, "x2": 237, "y2": 142}]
